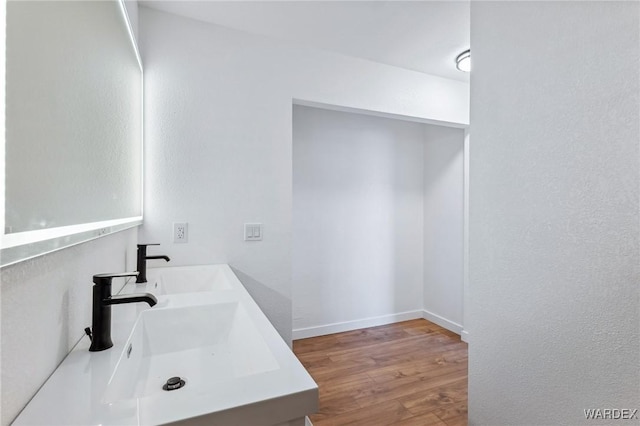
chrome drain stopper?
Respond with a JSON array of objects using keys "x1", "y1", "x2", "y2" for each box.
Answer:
[{"x1": 163, "y1": 376, "x2": 186, "y2": 391}]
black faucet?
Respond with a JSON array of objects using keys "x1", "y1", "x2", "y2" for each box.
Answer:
[
  {"x1": 88, "y1": 272, "x2": 157, "y2": 352},
  {"x1": 136, "y1": 243, "x2": 170, "y2": 283}
]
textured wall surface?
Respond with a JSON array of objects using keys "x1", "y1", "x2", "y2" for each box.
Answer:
[
  {"x1": 138, "y1": 7, "x2": 469, "y2": 343},
  {"x1": 292, "y1": 105, "x2": 425, "y2": 336},
  {"x1": 423, "y1": 125, "x2": 465, "y2": 330},
  {"x1": 468, "y1": 2, "x2": 640, "y2": 424},
  {"x1": 0, "y1": 228, "x2": 138, "y2": 425},
  {"x1": 292, "y1": 105, "x2": 466, "y2": 337}
]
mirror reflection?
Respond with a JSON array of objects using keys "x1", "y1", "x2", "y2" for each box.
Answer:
[{"x1": 3, "y1": 0, "x2": 142, "y2": 265}]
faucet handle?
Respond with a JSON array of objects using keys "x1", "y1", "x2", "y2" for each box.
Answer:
[{"x1": 93, "y1": 271, "x2": 139, "y2": 285}]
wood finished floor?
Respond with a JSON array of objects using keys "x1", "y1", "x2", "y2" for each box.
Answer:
[{"x1": 292, "y1": 319, "x2": 468, "y2": 426}]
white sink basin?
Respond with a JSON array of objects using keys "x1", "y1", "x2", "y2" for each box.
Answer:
[
  {"x1": 147, "y1": 265, "x2": 232, "y2": 294},
  {"x1": 104, "y1": 302, "x2": 279, "y2": 404},
  {"x1": 14, "y1": 264, "x2": 318, "y2": 426}
]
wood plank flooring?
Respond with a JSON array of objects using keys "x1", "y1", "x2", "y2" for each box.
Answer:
[{"x1": 292, "y1": 319, "x2": 468, "y2": 426}]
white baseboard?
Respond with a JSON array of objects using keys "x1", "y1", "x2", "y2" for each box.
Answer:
[
  {"x1": 421, "y1": 309, "x2": 463, "y2": 335},
  {"x1": 292, "y1": 310, "x2": 423, "y2": 340},
  {"x1": 460, "y1": 329, "x2": 469, "y2": 343}
]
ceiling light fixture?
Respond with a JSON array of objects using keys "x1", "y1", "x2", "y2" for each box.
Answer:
[{"x1": 456, "y1": 49, "x2": 471, "y2": 72}]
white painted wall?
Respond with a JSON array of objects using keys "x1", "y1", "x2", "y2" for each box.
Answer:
[
  {"x1": 422, "y1": 126, "x2": 464, "y2": 332},
  {"x1": 462, "y1": 129, "x2": 470, "y2": 342},
  {"x1": 0, "y1": 228, "x2": 138, "y2": 425},
  {"x1": 292, "y1": 106, "x2": 465, "y2": 338},
  {"x1": 468, "y1": 2, "x2": 639, "y2": 424},
  {"x1": 138, "y1": 7, "x2": 469, "y2": 343},
  {"x1": 292, "y1": 105, "x2": 425, "y2": 338}
]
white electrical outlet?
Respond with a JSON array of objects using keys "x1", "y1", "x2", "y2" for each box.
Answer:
[
  {"x1": 244, "y1": 223, "x2": 263, "y2": 241},
  {"x1": 173, "y1": 222, "x2": 188, "y2": 243}
]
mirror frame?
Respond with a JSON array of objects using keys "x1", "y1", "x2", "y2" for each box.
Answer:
[{"x1": 0, "y1": 0, "x2": 143, "y2": 268}]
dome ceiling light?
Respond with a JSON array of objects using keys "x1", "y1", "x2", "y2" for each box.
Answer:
[{"x1": 456, "y1": 49, "x2": 471, "y2": 72}]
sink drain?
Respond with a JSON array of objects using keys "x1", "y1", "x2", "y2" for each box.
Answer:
[{"x1": 163, "y1": 376, "x2": 186, "y2": 391}]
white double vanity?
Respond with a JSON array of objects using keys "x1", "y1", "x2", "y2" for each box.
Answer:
[{"x1": 14, "y1": 265, "x2": 318, "y2": 425}]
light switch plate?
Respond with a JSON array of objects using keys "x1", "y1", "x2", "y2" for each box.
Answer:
[{"x1": 244, "y1": 223, "x2": 262, "y2": 241}]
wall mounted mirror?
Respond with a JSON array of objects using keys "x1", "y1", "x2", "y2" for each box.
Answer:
[{"x1": 1, "y1": 0, "x2": 143, "y2": 267}]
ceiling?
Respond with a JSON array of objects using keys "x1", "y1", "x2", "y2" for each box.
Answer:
[{"x1": 142, "y1": 1, "x2": 470, "y2": 83}]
